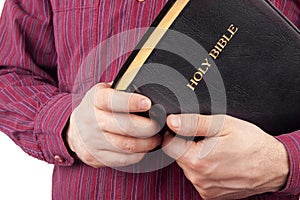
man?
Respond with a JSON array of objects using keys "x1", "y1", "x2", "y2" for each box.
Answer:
[{"x1": 0, "y1": 0, "x2": 299, "y2": 199}]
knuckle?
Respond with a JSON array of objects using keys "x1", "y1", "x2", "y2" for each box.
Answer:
[
  {"x1": 189, "y1": 158, "x2": 200, "y2": 169},
  {"x1": 121, "y1": 139, "x2": 137, "y2": 153},
  {"x1": 95, "y1": 88, "x2": 111, "y2": 110},
  {"x1": 94, "y1": 110, "x2": 105, "y2": 127},
  {"x1": 98, "y1": 119, "x2": 107, "y2": 131},
  {"x1": 181, "y1": 115, "x2": 197, "y2": 135},
  {"x1": 196, "y1": 115, "x2": 209, "y2": 133},
  {"x1": 180, "y1": 115, "x2": 194, "y2": 134},
  {"x1": 97, "y1": 113, "x2": 111, "y2": 132},
  {"x1": 81, "y1": 151, "x2": 96, "y2": 164}
]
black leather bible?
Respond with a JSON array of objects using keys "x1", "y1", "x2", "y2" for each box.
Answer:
[{"x1": 112, "y1": 0, "x2": 300, "y2": 136}]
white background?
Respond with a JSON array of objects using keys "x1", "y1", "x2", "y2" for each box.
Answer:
[{"x1": 0, "y1": 1, "x2": 53, "y2": 199}]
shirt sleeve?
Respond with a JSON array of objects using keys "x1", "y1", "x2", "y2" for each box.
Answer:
[
  {"x1": 0, "y1": 0, "x2": 74, "y2": 166},
  {"x1": 275, "y1": 131, "x2": 300, "y2": 195},
  {"x1": 269, "y1": 0, "x2": 300, "y2": 28},
  {"x1": 271, "y1": 0, "x2": 300, "y2": 195}
]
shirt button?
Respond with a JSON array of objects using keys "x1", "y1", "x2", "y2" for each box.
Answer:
[
  {"x1": 54, "y1": 155, "x2": 65, "y2": 163},
  {"x1": 137, "y1": 0, "x2": 145, "y2": 2}
]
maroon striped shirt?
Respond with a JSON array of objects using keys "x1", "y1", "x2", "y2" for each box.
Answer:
[{"x1": 0, "y1": 0, "x2": 299, "y2": 199}]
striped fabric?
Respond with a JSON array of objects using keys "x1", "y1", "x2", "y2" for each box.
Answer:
[{"x1": 0, "y1": 0, "x2": 299, "y2": 199}]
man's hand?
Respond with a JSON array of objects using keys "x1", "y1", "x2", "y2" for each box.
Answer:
[
  {"x1": 163, "y1": 114, "x2": 289, "y2": 199},
  {"x1": 66, "y1": 83, "x2": 161, "y2": 168}
]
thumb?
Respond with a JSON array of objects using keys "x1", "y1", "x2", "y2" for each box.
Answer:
[{"x1": 166, "y1": 114, "x2": 226, "y2": 137}]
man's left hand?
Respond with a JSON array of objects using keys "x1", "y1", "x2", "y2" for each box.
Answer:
[{"x1": 162, "y1": 114, "x2": 289, "y2": 200}]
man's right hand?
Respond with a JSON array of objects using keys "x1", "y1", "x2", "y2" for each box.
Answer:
[{"x1": 66, "y1": 83, "x2": 161, "y2": 168}]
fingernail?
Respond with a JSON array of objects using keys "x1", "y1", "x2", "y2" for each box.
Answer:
[
  {"x1": 139, "y1": 98, "x2": 151, "y2": 110},
  {"x1": 169, "y1": 115, "x2": 180, "y2": 128}
]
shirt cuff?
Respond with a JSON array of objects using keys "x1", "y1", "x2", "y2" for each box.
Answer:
[
  {"x1": 34, "y1": 93, "x2": 76, "y2": 166},
  {"x1": 275, "y1": 130, "x2": 300, "y2": 196}
]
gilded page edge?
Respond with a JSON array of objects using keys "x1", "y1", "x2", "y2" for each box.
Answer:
[{"x1": 115, "y1": 0, "x2": 190, "y2": 90}]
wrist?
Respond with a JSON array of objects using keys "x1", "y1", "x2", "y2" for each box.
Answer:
[{"x1": 267, "y1": 138, "x2": 289, "y2": 192}]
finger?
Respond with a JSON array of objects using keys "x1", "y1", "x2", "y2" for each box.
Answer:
[
  {"x1": 94, "y1": 83, "x2": 151, "y2": 113},
  {"x1": 94, "y1": 150, "x2": 146, "y2": 167},
  {"x1": 162, "y1": 132, "x2": 214, "y2": 166},
  {"x1": 96, "y1": 110, "x2": 160, "y2": 138},
  {"x1": 162, "y1": 132, "x2": 195, "y2": 162},
  {"x1": 166, "y1": 114, "x2": 226, "y2": 137},
  {"x1": 102, "y1": 132, "x2": 162, "y2": 153}
]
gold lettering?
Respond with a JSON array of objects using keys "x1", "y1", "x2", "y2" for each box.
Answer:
[
  {"x1": 214, "y1": 45, "x2": 222, "y2": 52},
  {"x1": 209, "y1": 49, "x2": 219, "y2": 60},
  {"x1": 194, "y1": 71, "x2": 203, "y2": 82},
  {"x1": 217, "y1": 38, "x2": 228, "y2": 49},
  {"x1": 187, "y1": 79, "x2": 199, "y2": 91},
  {"x1": 186, "y1": 58, "x2": 211, "y2": 91},
  {"x1": 222, "y1": 34, "x2": 232, "y2": 42},
  {"x1": 209, "y1": 24, "x2": 238, "y2": 60},
  {"x1": 198, "y1": 67, "x2": 208, "y2": 74},
  {"x1": 187, "y1": 24, "x2": 238, "y2": 91},
  {"x1": 198, "y1": 58, "x2": 211, "y2": 74},
  {"x1": 227, "y1": 24, "x2": 238, "y2": 35},
  {"x1": 202, "y1": 58, "x2": 211, "y2": 68}
]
